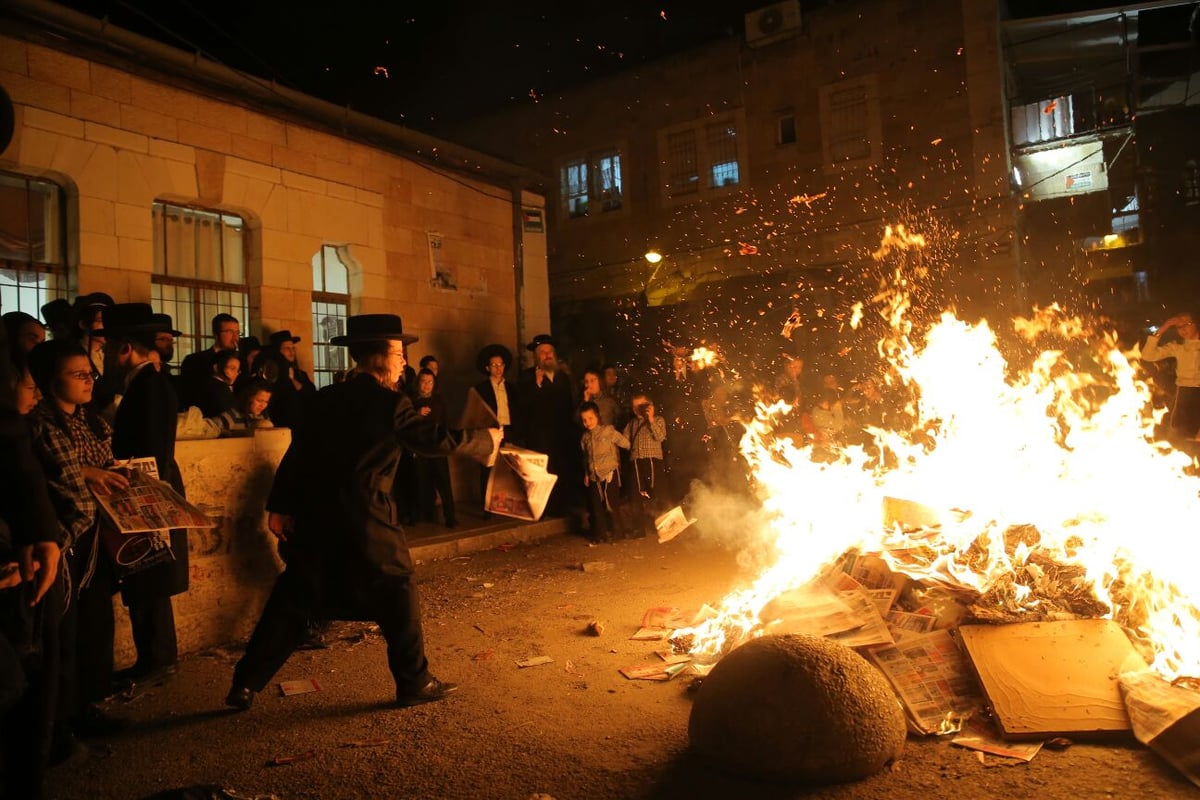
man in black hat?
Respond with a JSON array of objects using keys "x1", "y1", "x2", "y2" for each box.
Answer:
[
  {"x1": 225, "y1": 314, "x2": 501, "y2": 711},
  {"x1": 178, "y1": 313, "x2": 240, "y2": 410},
  {"x1": 101, "y1": 303, "x2": 189, "y2": 688},
  {"x1": 512, "y1": 333, "x2": 579, "y2": 516},
  {"x1": 71, "y1": 292, "x2": 116, "y2": 415},
  {"x1": 259, "y1": 330, "x2": 315, "y2": 430},
  {"x1": 473, "y1": 343, "x2": 517, "y2": 506}
]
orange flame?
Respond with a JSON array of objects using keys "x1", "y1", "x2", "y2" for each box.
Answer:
[{"x1": 680, "y1": 229, "x2": 1200, "y2": 681}]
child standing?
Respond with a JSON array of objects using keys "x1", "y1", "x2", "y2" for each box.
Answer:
[
  {"x1": 622, "y1": 392, "x2": 667, "y2": 537},
  {"x1": 412, "y1": 368, "x2": 457, "y2": 528},
  {"x1": 580, "y1": 401, "x2": 630, "y2": 542}
]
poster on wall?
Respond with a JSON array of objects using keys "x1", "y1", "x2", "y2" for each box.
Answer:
[{"x1": 427, "y1": 231, "x2": 457, "y2": 290}]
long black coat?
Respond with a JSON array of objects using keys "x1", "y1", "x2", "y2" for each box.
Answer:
[
  {"x1": 265, "y1": 373, "x2": 492, "y2": 617},
  {"x1": 110, "y1": 362, "x2": 189, "y2": 601}
]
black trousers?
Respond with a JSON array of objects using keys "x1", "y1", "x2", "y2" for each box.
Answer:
[
  {"x1": 61, "y1": 535, "x2": 116, "y2": 714},
  {"x1": 125, "y1": 595, "x2": 177, "y2": 672},
  {"x1": 231, "y1": 563, "x2": 430, "y2": 696},
  {"x1": 1, "y1": 573, "x2": 64, "y2": 800},
  {"x1": 417, "y1": 457, "x2": 456, "y2": 525}
]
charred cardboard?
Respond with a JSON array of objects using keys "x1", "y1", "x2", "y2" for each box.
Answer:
[{"x1": 959, "y1": 619, "x2": 1148, "y2": 739}]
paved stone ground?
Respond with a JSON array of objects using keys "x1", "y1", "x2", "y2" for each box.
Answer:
[{"x1": 42, "y1": 531, "x2": 1200, "y2": 800}]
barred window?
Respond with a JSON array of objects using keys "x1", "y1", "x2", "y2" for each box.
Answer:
[
  {"x1": 311, "y1": 244, "x2": 350, "y2": 388},
  {"x1": 820, "y1": 76, "x2": 881, "y2": 169},
  {"x1": 0, "y1": 171, "x2": 69, "y2": 316},
  {"x1": 666, "y1": 129, "x2": 700, "y2": 197},
  {"x1": 151, "y1": 202, "x2": 248, "y2": 360},
  {"x1": 706, "y1": 122, "x2": 740, "y2": 187}
]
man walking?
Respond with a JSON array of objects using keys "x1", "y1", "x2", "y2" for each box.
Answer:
[{"x1": 226, "y1": 314, "x2": 500, "y2": 710}]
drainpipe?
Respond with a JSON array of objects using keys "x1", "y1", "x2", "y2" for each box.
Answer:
[{"x1": 511, "y1": 180, "x2": 527, "y2": 359}]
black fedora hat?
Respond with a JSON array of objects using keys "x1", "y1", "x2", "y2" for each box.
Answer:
[
  {"x1": 72, "y1": 292, "x2": 114, "y2": 310},
  {"x1": 268, "y1": 330, "x2": 301, "y2": 347},
  {"x1": 150, "y1": 313, "x2": 182, "y2": 337},
  {"x1": 525, "y1": 333, "x2": 556, "y2": 352},
  {"x1": 91, "y1": 303, "x2": 155, "y2": 338},
  {"x1": 239, "y1": 335, "x2": 262, "y2": 353},
  {"x1": 330, "y1": 314, "x2": 418, "y2": 346},
  {"x1": 476, "y1": 343, "x2": 513, "y2": 374}
]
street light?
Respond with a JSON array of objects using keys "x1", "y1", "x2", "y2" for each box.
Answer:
[{"x1": 644, "y1": 249, "x2": 663, "y2": 265}]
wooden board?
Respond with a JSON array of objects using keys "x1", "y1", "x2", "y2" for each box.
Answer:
[{"x1": 958, "y1": 619, "x2": 1148, "y2": 739}]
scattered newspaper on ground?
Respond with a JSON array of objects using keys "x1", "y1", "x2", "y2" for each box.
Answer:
[{"x1": 654, "y1": 506, "x2": 695, "y2": 543}]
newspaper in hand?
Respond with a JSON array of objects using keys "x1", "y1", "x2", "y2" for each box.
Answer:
[
  {"x1": 484, "y1": 445, "x2": 557, "y2": 521},
  {"x1": 95, "y1": 458, "x2": 216, "y2": 534}
]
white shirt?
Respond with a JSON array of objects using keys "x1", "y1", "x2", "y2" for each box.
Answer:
[
  {"x1": 1142, "y1": 335, "x2": 1200, "y2": 388},
  {"x1": 492, "y1": 378, "x2": 511, "y2": 425}
]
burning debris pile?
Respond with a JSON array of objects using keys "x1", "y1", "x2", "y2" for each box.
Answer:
[{"x1": 657, "y1": 226, "x2": 1200, "y2": 784}]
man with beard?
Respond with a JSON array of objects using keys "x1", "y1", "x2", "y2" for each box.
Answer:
[
  {"x1": 512, "y1": 334, "x2": 578, "y2": 517},
  {"x1": 179, "y1": 313, "x2": 240, "y2": 410},
  {"x1": 149, "y1": 313, "x2": 182, "y2": 395},
  {"x1": 225, "y1": 314, "x2": 500, "y2": 710}
]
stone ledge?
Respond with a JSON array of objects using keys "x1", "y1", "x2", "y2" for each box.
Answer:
[{"x1": 412, "y1": 515, "x2": 571, "y2": 562}]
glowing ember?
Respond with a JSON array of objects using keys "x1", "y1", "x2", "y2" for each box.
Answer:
[
  {"x1": 691, "y1": 347, "x2": 718, "y2": 370},
  {"x1": 679, "y1": 227, "x2": 1200, "y2": 682}
]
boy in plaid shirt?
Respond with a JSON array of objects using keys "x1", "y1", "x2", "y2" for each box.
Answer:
[{"x1": 622, "y1": 392, "x2": 667, "y2": 537}]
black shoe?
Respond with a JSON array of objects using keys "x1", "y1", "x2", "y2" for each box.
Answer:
[
  {"x1": 395, "y1": 678, "x2": 459, "y2": 707},
  {"x1": 75, "y1": 704, "x2": 129, "y2": 739},
  {"x1": 225, "y1": 686, "x2": 255, "y2": 711}
]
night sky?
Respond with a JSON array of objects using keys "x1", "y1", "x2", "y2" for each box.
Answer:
[
  {"x1": 49, "y1": 0, "x2": 1124, "y2": 134},
  {"x1": 52, "y1": 0, "x2": 771, "y2": 131}
]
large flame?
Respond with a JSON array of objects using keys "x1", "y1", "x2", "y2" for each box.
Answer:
[{"x1": 681, "y1": 228, "x2": 1200, "y2": 681}]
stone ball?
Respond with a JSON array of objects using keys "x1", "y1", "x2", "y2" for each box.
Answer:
[{"x1": 688, "y1": 633, "x2": 906, "y2": 784}]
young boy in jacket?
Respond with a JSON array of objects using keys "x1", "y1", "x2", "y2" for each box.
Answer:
[{"x1": 579, "y1": 401, "x2": 630, "y2": 542}]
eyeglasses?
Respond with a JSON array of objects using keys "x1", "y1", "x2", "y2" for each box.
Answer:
[{"x1": 66, "y1": 371, "x2": 95, "y2": 382}]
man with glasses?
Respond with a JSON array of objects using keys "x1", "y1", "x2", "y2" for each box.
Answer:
[
  {"x1": 225, "y1": 314, "x2": 501, "y2": 711},
  {"x1": 178, "y1": 313, "x2": 240, "y2": 410},
  {"x1": 1143, "y1": 312, "x2": 1200, "y2": 438}
]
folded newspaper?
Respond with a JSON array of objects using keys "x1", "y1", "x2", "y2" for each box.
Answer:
[
  {"x1": 484, "y1": 445, "x2": 557, "y2": 521},
  {"x1": 92, "y1": 458, "x2": 214, "y2": 576}
]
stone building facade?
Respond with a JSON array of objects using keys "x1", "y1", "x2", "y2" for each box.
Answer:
[{"x1": 0, "y1": 4, "x2": 548, "y2": 657}]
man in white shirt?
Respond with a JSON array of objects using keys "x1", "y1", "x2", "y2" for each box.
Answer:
[
  {"x1": 1142, "y1": 313, "x2": 1200, "y2": 438},
  {"x1": 474, "y1": 344, "x2": 516, "y2": 508}
]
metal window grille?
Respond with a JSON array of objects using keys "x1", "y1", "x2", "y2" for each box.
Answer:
[
  {"x1": 595, "y1": 152, "x2": 623, "y2": 211},
  {"x1": 1011, "y1": 96, "x2": 1075, "y2": 147},
  {"x1": 311, "y1": 245, "x2": 349, "y2": 388},
  {"x1": 0, "y1": 171, "x2": 69, "y2": 316},
  {"x1": 561, "y1": 160, "x2": 589, "y2": 218},
  {"x1": 667, "y1": 129, "x2": 700, "y2": 196},
  {"x1": 828, "y1": 84, "x2": 872, "y2": 163},
  {"x1": 707, "y1": 122, "x2": 740, "y2": 187},
  {"x1": 151, "y1": 202, "x2": 248, "y2": 360}
]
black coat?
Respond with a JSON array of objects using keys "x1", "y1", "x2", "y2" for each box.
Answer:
[
  {"x1": 262, "y1": 357, "x2": 317, "y2": 431},
  {"x1": 110, "y1": 362, "x2": 189, "y2": 601},
  {"x1": 266, "y1": 374, "x2": 492, "y2": 617},
  {"x1": 512, "y1": 368, "x2": 576, "y2": 475}
]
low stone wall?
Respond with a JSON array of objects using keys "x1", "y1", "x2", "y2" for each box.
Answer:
[{"x1": 113, "y1": 429, "x2": 291, "y2": 665}]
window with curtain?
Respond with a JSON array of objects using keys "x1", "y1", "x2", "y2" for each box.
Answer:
[
  {"x1": 0, "y1": 171, "x2": 69, "y2": 317},
  {"x1": 151, "y1": 201, "x2": 248, "y2": 360},
  {"x1": 311, "y1": 244, "x2": 350, "y2": 388}
]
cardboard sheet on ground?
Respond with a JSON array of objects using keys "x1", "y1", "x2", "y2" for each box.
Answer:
[
  {"x1": 958, "y1": 619, "x2": 1147, "y2": 738},
  {"x1": 485, "y1": 445, "x2": 557, "y2": 521}
]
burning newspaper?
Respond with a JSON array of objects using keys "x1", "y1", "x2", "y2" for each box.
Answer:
[
  {"x1": 485, "y1": 446, "x2": 557, "y2": 521},
  {"x1": 864, "y1": 629, "x2": 984, "y2": 735}
]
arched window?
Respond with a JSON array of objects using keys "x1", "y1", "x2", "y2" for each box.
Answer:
[
  {"x1": 0, "y1": 170, "x2": 69, "y2": 315},
  {"x1": 311, "y1": 244, "x2": 350, "y2": 388},
  {"x1": 151, "y1": 201, "x2": 249, "y2": 359}
]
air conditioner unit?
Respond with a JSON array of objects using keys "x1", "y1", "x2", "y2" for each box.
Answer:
[{"x1": 745, "y1": 0, "x2": 802, "y2": 48}]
